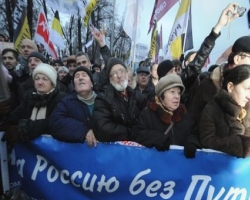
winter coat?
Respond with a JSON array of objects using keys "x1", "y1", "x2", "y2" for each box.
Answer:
[
  {"x1": 3, "y1": 88, "x2": 66, "y2": 140},
  {"x1": 92, "y1": 83, "x2": 147, "y2": 142},
  {"x1": 199, "y1": 89, "x2": 250, "y2": 158},
  {"x1": 132, "y1": 97, "x2": 195, "y2": 151},
  {"x1": 49, "y1": 92, "x2": 93, "y2": 143},
  {"x1": 183, "y1": 29, "x2": 221, "y2": 109}
]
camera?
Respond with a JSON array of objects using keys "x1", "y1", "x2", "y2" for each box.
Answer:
[{"x1": 234, "y1": 5, "x2": 246, "y2": 17}]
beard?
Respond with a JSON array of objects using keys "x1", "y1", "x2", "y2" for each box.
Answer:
[{"x1": 110, "y1": 79, "x2": 128, "y2": 92}]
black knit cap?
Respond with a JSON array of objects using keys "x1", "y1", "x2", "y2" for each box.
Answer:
[
  {"x1": 232, "y1": 36, "x2": 250, "y2": 54},
  {"x1": 72, "y1": 66, "x2": 94, "y2": 85},
  {"x1": 107, "y1": 57, "x2": 127, "y2": 76},
  {"x1": 28, "y1": 52, "x2": 47, "y2": 63},
  {"x1": 157, "y1": 59, "x2": 175, "y2": 80}
]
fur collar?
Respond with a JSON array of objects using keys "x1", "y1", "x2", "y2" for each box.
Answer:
[{"x1": 148, "y1": 96, "x2": 187, "y2": 124}]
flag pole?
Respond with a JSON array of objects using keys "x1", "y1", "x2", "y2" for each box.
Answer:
[
  {"x1": 110, "y1": 0, "x2": 116, "y2": 55},
  {"x1": 131, "y1": 1, "x2": 139, "y2": 72},
  {"x1": 182, "y1": 0, "x2": 191, "y2": 53}
]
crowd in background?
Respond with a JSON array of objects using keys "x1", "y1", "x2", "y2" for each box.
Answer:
[{"x1": 1, "y1": 2, "x2": 250, "y2": 198}]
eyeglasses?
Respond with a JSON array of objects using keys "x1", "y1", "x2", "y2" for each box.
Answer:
[
  {"x1": 110, "y1": 69, "x2": 127, "y2": 78},
  {"x1": 239, "y1": 53, "x2": 250, "y2": 59}
]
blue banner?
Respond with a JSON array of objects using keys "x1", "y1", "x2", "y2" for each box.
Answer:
[{"x1": 11, "y1": 136, "x2": 250, "y2": 200}]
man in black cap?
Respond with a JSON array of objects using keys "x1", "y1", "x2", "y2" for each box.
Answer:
[
  {"x1": 134, "y1": 66, "x2": 154, "y2": 100},
  {"x1": 92, "y1": 57, "x2": 147, "y2": 142},
  {"x1": 18, "y1": 52, "x2": 47, "y2": 100}
]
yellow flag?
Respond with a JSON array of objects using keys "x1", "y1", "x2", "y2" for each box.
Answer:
[
  {"x1": 83, "y1": 0, "x2": 99, "y2": 26},
  {"x1": 165, "y1": 0, "x2": 191, "y2": 60},
  {"x1": 148, "y1": 21, "x2": 157, "y2": 59},
  {"x1": 13, "y1": 0, "x2": 31, "y2": 53}
]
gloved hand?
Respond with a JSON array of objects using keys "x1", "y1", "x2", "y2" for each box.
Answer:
[
  {"x1": 156, "y1": 138, "x2": 170, "y2": 151},
  {"x1": 18, "y1": 119, "x2": 30, "y2": 142},
  {"x1": 184, "y1": 142, "x2": 197, "y2": 158},
  {"x1": 1, "y1": 125, "x2": 19, "y2": 153}
]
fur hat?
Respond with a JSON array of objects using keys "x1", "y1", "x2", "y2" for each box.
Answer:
[
  {"x1": 157, "y1": 60, "x2": 175, "y2": 80},
  {"x1": 107, "y1": 57, "x2": 127, "y2": 76},
  {"x1": 28, "y1": 52, "x2": 47, "y2": 63},
  {"x1": 232, "y1": 36, "x2": 250, "y2": 54},
  {"x1": 137, "y1": 66, "x2": 150, "y2": 74},
  {"x1": 72, "y1": 66, "x2": 94, "y2": 85},
  {"x1": 155, "y1": 74, "x2": 185, "y2": 97},
  {"x1": 32, "y1": 63, "x2": 57, "y2": 87},
  {"x1": 67, "y1": 55, "x2": 76, "y2": 66},
  {"x1": 58, "y1": 66, "x2": 69, "y2": 73}
]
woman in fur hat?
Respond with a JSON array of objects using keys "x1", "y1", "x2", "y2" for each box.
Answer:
[
  {"x1": 199, "y1": 65, "x2": 250, "y2": 158},
  {"x1": 132, "y1": 74, "x2": 200, "y2": 158},
  {"x1": 1, "y1": 63, "x2": 66, "y2": 143}
]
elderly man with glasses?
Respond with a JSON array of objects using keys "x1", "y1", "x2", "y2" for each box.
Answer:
[{"x1": 92, "y1": 57, "x2": 147, "y2": 142}]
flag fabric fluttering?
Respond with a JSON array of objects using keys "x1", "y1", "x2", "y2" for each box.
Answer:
[
  {"x1": 148, "y1": 0, "x2": 178, "y2": 34},
  {"x1": 123, "y1": 0, "x2": 144, "y2": 42},
  {"x1": 34, "y1": 7, "x2": 58, "y2": 59},
  {"x1": 49, "y1": 11, "x2": 65, "y2": 49},
  {"x1": 83, "y1": 0, "x2": 99, "y2": 26},
  {"x1": 46, "y1": 0, "x2": 85, "y2": 17},
  {"x1": 148, "y1": 21, "x2": 158, "y2": 60},
  {"x1": 13, "y1": 0, "x2": 31, "y2": 53},
  {"x1": 165, "y1": 0, "x2": 193, "y2": 60}
]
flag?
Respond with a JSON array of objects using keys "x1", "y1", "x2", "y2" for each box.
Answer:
[
  {"x1": 123, "y1": 0, "x2": 144, "y2": 42},
  {"x1": 34, "y1": 7, "x2": 58, "y2": 59},
  {"x1": 13, "y1": 0, "x2": 31, "y2": 53},
  {"x1": 83, "y1": 0, "x2": 99, "y2": 26},
  {"x1": 148, "y1": 21, "x2": 157, "y2": 60},
  {"x1": 165, "y1": 0, "x2": 193, "y2": 60},
  {"x1": 49, "y1": 11, "x2": 65, "y2": 49},
  {"x1": 148, "y1": 0, "x2": 178, "y2": 34},
  {"x1": 46, "y1": 0, "x2": 85, "y2": 16}
]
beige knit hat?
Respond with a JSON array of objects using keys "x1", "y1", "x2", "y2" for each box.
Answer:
[
  {"x1": 32, "y1": 63, "x2": 57, "y2": 87},
  {"x1": 155, "y1": 74, "x2": 185, "y2": 97}
]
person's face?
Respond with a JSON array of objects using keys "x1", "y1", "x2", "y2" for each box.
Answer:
[
  {"x1": 137, "y1": 73, "x2": 149, "y2": 87},
  {"x1": 58, "y1": 71, "x2": 68, "y2": 81},
  {"x1": 28, "y1": 57, "x2": 43, "y2": 74},
  {"x1": 234, "y1": 53, "x2": 250, "y2": 66},
  {"x1": 34, "y1": 73, "x2": 54, "y2": 94},
  {"x1": 74, "y1": 71, "x2": 93, "y2": 94},
  {"x1": 228, "y1": 78, "x2": 250, "y2": 107},
  {"x1": 21, "y1": 39, "x2": 37, "y2": 59},
  {"x1": 0, "y1": 35, "x2": 5, "y2": 42},
  {"x1": 76, "y1": 55, "x2": 91, "y2": 69},
  {"x1": 53, "y1": 63, "x2": 61, "y2": 72},
  {"x1": 176, "y1": 66, "x2": 182, "y2": 75},
  {"x1": 127, "y1": 71, "x2": 134, "y2": 88},
  {"x1": 160, "y1": 87, "x2": 181, "y2": 111},
  {"x1": 151, "y1": 64, "x2": 158, "y2": 79},
  {"x1": 2, "y1": 51, "x2": 17, "y2": 70},
  {"x1": 67, "y1": 63, "x2": 77, "y2": 75},
  {"x1": 63, "y1": 61, "x2": 67, "y2": 66},
  {"x1": 93, "y1": 67, "x2": 101, "y2": 73},
  {"x1": 109, "y1": 64, "x2": 128, "y2": 91}
]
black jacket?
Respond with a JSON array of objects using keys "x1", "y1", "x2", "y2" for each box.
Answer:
[
  {"x1": 132, "y1": 100, "x2": 195, "y2": 151},
  {"x1": 92, "y1": 84, "x2": 146, "y2": 142}
]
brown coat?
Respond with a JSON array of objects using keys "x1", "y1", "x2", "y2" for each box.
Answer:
[{"x1": 199, "y1": 89, "x2": 250, "y2": 158}]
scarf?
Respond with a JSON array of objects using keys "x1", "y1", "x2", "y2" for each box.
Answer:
[
  {"x1": 77, "y1": 91, "x2": 97, "y2": 105},
  {"x1": 148, "y1": 96, "x2": 187, "y2": 124},
  {"x1": 30, "y1": 88, "x2": 55, "y2": 120}
]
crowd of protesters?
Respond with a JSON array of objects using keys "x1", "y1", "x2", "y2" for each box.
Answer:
[{"x1": 1, "y1": 2, "x2": 250, "y2": 198}]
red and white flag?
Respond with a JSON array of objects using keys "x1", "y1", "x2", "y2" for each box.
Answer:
[{"x1": 34, "y1": 7, "x2": 58, "y2": 59}]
